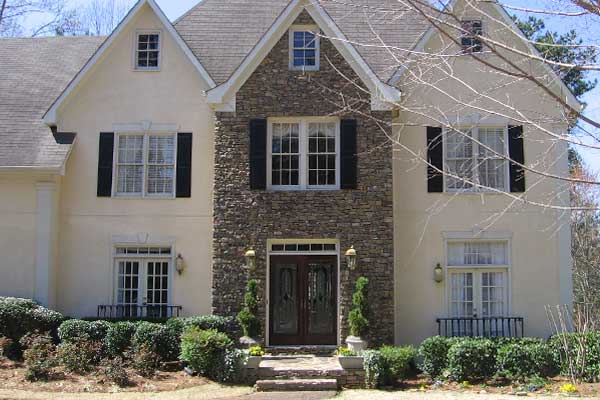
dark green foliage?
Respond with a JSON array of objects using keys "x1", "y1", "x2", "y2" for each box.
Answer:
[
  {"x1": 132, "y1": 321, "x2": 179, "y2": 363},
  {"x1": 418, "y1": 336, "x2": 454, "y2": 378},
  {"x1": 348, "y1": 277, "x2": 369, "y2": 337},
  {"x1": 129, "y1": 344, "x2": 160, "y2": 378},
  {"x1": 496, "y1": 340, "x2": 557, "y2": 381},
  {"x1": 549, "y1": 332, "x2": 600, "y2": 382},
  {"x1": 58, "y1": 339, "x2": 103, "y2": 374},
  {"x1": 58, "y1": 319, "x2": 110, "y2": 343},
  {"x1": 101, "y1": 357, "x2": 130, "y2": 387},
  {"x1": 105, "y1": 321, "x2": 138, "y2": 357},
  {"x1": 237, "y1": 279, "x2": 260, "y2": 338},
  {"x1": 20, "y1": 333, "x2": 57, "y2": 381},
  {"x1": 379, "y1": 345, "x2": 417, "y2": 384},
  {"x1": 363, "y1": 350, "x2": 384, "y2": 389},
  {"x1": 0, "y1": 297, "x2": 65, "y2": 357},
  {"x1": 447, "y1": 338, "x2": 497, "y2": 382},
  {"x1": 179, "y1": 327, "x2": 235, "y2": 382},
  {"x1": 167, "y1": 315, "x2": 236, "y2": 336}
]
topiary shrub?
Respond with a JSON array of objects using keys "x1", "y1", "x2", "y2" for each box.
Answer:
[
  {"x1": 237, "y1": 280, "x2": 260, "y2": 338},
  {"x1": 380, "y1": 345, "x2": 418, "y2": 384},
  {"x1": 179, "y1": 327, "x2": 235, "y2": 382},
  {"x1": 363, "y1": 350, "x2": 384, "y2": 389},
  {"x1": 132, "y1": 321, "x2": 179, "y2": 363},
  {"x1": 348, "y1": 277, "x2": 369, "y2": 338},
  {"x1": 418, "y1": 336, "x2": 453, "y2": 378},
  {"x1": 105, "y1": 321, "x2": 138, "y2": 357},
  {"x1": 58, "y1": 319, "x2": 110, "y2": 343},
  {"x1": 101, "y1": 357, "x2": 130, "y2": 387},
  {"x1": 58, "y1": 339, "x2": 103, "y2": 374},
  {"x1": 20, "y1": 333, "x2": 57, "y2": 381},
  {"x1": 447, "y1": 338, "x2": 498, "y2": 382},
  {"x1": 496, "y1": 340, "x2": 557, "y2": 381}
]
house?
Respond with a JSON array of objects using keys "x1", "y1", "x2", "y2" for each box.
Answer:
[{"x1": 0, "y1": 0, "x2": 575, "y2": 347}]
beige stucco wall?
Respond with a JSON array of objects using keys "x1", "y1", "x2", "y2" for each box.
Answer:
[
  {"x1": 53, "y1": 4, "x2": 215, "y2": 317},
  {"x1": 393, "y1": 0, "x2": 572, "y2": 344}
]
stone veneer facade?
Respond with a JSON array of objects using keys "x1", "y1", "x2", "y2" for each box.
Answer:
[{"x1": 212, "y1": 11, "x2": 394, "y2": 346}]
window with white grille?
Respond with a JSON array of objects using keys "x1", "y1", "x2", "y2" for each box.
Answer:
[
  {"x1": 289, "y1": 26, "x2": 319, "y2": 71},
  {"x1": 135, "y1": 32, "x2": 160, "y2": 70}
]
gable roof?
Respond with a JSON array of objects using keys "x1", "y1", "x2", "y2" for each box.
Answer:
[
  {"x1": 0, "y1": 36, "x2": 104, "y2": 170},
  {"x1": 174, "y1": 0, "x2": 430, "y2": 85}
]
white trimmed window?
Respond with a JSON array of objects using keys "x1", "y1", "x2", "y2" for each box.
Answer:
[
  {"x1": 135, "y1": 32, "x2": 161, "y2": 70},
  {"x1": 115, "y1": 133, "x2": 176, "y2": 197},
  {"x1": 114, "y1": 246, "x2": 172, "y2": 318},
  {"x1": 289, "y1": 26, "x2": 320, "y2": 71},
  {"x1": 268, "y1": 119, "x2": 339, "y2": 190},
  {"x1": 444, "y1": 126, "x2": 508, "y2": 192},
  {"x1": 447, "y1": 241, "x2": 509, "y2": 319},
  {"x1": 460, "y1": 20, "x2": 483, "y2": 53}
]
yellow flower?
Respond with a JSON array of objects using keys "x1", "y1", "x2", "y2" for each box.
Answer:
[{"x1": 559, "y1": 383, "x2": 578, "y2": 393}]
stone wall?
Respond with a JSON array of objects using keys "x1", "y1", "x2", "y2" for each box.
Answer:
[{"x1": 212, "y1": 11, "x2": 394, "y2": 346}]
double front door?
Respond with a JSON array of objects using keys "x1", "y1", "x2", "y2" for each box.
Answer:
[{"x1": 269, "y1": 255, "x2": 337, "y2": 345}]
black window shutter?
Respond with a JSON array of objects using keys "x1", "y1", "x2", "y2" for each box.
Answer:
[
  {"x1": 340, "y1": 119, "x2": 358, "y2": 190},
  {"x1": 176, "y1": 132, "x2": 193, "y2": 198},
  {"x1": 508, "y1": 125, "x2": 525, "y2": 192},
  {"x1": 249, "y1": 119, "x2": 267, "y2": 190},
  {"x1": 97, "y1": 132, "x2": 114, "y2": 197},
  {"x1": 427, "y1": 127, "x2": 444, "y2": 193}
]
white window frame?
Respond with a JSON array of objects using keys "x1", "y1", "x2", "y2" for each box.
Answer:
[
  {"x1": 112, "y1": 245, "x2": 174, "y2": 311},
  {"x1": 267, "y1": 117, "x2": 340, "y2": 191},
  {"x1": 134, "y1": 30, "x2": 162, "y2": 71},
  {"x1": 460, "y1": 20, "x2": 484, "y2": 54},
  {"x1": 113, "y1": 132, "x2": 177, "y2": 199},
  {"x1": 289, "y1": 25, "x2": 320, "y2": 71},
  {"x1": 444, "y1": 239, "x2": 511, "y2": 318},
  {"x1": 443, "y1": 125, "x2": 510, "y2": 193}
]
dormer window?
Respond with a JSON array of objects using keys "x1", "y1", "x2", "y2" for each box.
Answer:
[
  {"x1": 135, "y1": 32, "x2": 161, "y2": 70},
  {"x1": 460, "y1": 20, "x2": 483, "y2": 53},
  {"x1": 289, "y1": 26, "x2": 320, "y2": 71}
]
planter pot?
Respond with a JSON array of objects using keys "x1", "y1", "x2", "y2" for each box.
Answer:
[
  {"x1": 338, "y1": 355, "x2": 364, "y2": 370},
  {"x1": 346, "y1": 336, "x2": 368, "y2": 352},
  {"x1": 244, "y1": 356, "x2": 262, "y2": 369}
]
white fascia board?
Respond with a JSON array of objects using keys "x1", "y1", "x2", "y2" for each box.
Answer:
[
  {"x1": 43, "y1": 0, "x2": 216, "y2": 125},
  {"x1": 207, "y1": 0, "x2": 400, "y2": 111}
]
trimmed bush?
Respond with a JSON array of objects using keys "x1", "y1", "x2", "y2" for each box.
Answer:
[
  {"x1": 348, "y1": 277, "x2": 369, "y2": 338},
  {"x1": 101, "y1": 357, "x2": 130, "y2": 387},
  {"x1": 380, "y1": 345, "x2": 417, "y2": 384},
  {"x1": 363, "y1": 350, "x2": 384, "y2": 389},
  {"x1": 418, "y1": 336, "x2": 454, "y2": 378},
  {"x1": 237, "y1": 280, "x2": 260, "y2": 338},
  {"x1": 549, "y1": 332, "x2": 600, "y2": 382},
  {"x1": 167, "y1": 315, "x2": 236, "y2": 337},
  {"x1": 105, "y1": 321, "x2": 138, "y2": 357},
  {"x1": 58, "y1": 319, "x2": 110, "y2": 343},
  {"x1": 179, "y1": 327, "x2": 234, "y2": 382},
  {"x1": 496, "y1": 340, "x2": 557, "y2": 381},
  {"x1": 20, "y1": 333, "x2": 57, "y2": 381},
  {"x1": 58, "y1": 339, "x2": 103, "y2": 374},
  {"x1": 132, "y1": 321, "x2": 179, "y2": 363},
  {"x1": 129, "y1": 344, "x2": 160, "y2": 378},
  {"x1": 447, "y1": 338, "x2": 497, "y2": 382}
]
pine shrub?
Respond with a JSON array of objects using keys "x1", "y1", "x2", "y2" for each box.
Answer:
[
  {"x1": 237, "y1": 280, "x2": 260, "y2": 338},
  {"x1": 348, "y1": 277, "x2": 369, "y2": 337}
]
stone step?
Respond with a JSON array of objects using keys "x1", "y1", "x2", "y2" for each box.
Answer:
[{"x1": 255, "y1": 378, "x2": 339, "y2": 392}]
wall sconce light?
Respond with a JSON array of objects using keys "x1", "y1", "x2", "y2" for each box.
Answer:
[
  {"x1": 434, "y1": 263, "x2": 444, "y2": 283},
  {"x1": 176, "y1": 254, "x2": 185, "y2": 275},
  {"x1": 345, "y1": 246, "x2": 357, "y2": 270},
  {"x1": 245, "y1": 248, "x2": 256, "y2": 272}
]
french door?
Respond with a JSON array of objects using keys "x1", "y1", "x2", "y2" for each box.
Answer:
[
  {"x1": 269, "y1": 255, "x2": 337, "y2": 345},
  {"x1": 115, "y1": 259, "x2": 170, "y2": 318}
]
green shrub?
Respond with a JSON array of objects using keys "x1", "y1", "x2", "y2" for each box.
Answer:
[
  {"x1": 418, "y1": 336, "x2": 453, "y2": 378},
  {"x1": 58, "y1": 319, "x2": 110, "y2": 343},
  {"x1": 101, "y1": 357, "x2": 130, "y2": 387},
  {"x1": 380, "y1": 345, "x2": 417, "y2": 384},
  {"x1": 549, "y1": 332, "x2": 600, "y2": 382},
  {"x1": 105, "y1": 321, "x2": 138, "y2": 357},
  {"x1": 348, "y1": 277, "x2": 369, "y2": 338},
  {"x1": 132, "y1": 322, "x2": 179, "y2": 363},
  {"x1": 496, "y1": 340, "x2": 557, "y2": 381},
  {"x1": 179, "y1": 327, "x2": 234, "y2": 381},
  {"x1": 0, "y1": 297, "x2": 65, "y2": 357},
  {"x1": 218, "y1": 348, "x2": 246, "y2": 383},
  {"x1": 167, "y1": 315, "x2": 236, "y2": 336},
  {"x1": 20, "y1": 333, "x2": 57, "y2": 381},
  {"x1": 58, "y1": 339, "x2": 103, "y2": 374},
  {"x1": 0, "y1": 336, "x2": 12, "y2": 360},
  {"x1": 129, "y1": 344, "x2": 160, "y2": 378},
  {"x1": 447, "y1": 338, "x2": 497, "y2": 382},
  {"x1": 237, "y1": 280, "x2": 260, "y2": 338},
  {"x1": 363, "y1": 350, "x2": 384, "y2": 389}
]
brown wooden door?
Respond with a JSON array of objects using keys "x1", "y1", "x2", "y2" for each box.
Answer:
[{"x1": 269, "y1": 255, "x2": 337, "y2": 345}]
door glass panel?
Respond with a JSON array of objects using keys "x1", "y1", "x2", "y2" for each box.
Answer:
[
  {"x1": 146, "y1": 261, "x2": 169, "y2": 318},
  {"x1": 450, "y1": 272, "x2": 473, "y2": 317},
  {"x1": 116, "y1": 260, "x2": 140, "y2": 317},
  {"x1": 271, "y1": 263, "x2": 298, "y2": 335},
  {"x1": 307, "y1": 262, "x2": 335, "y2": 336}
]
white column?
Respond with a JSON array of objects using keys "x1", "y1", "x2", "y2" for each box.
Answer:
[{"x1": 34, "y1": 182, "x2": 58, "y2": 308}]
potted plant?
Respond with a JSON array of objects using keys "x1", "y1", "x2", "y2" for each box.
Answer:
[
  {"x1": 244, "y1": 345, "x2": 265, "y2": 369},
  {"x1": 346, "y1": 276, "x2": 369, "y2": 352},
  {"x1": 237, "y1": 279, "x2": 260, "y2": 346},
  {"x1": 336, "y1": 346, "x2": 364, "y2": 370}
]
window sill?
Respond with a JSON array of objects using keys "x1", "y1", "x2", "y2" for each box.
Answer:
[{"x1": 133, "y1": 67, "x2": 161, "y2": 72}]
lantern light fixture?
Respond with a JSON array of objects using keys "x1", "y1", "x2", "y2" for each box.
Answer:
[
  {"x1": 345, "y1": 246, "x2": 357, "y2": 270},
  {"x1": 245, "y1": 248, "x2": 256, "y2": 271},
  {"x1": 176, "y1": 254, "x2": 185, "y2": 275},
  {"x1": 434, "y1": 263, "x2": 444, "y2": 283}
]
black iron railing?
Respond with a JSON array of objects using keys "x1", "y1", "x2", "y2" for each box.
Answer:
[
  {"x1": 436, "y1": 317, "x2": 524, "y2": 338},
  {"x1": 97, "y1": 304, "x2": 182, "y2": 319}
]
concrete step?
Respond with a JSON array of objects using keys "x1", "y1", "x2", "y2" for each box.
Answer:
[{"x1": 255, "y1": 378, "x2": 339, "y2": 392}]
